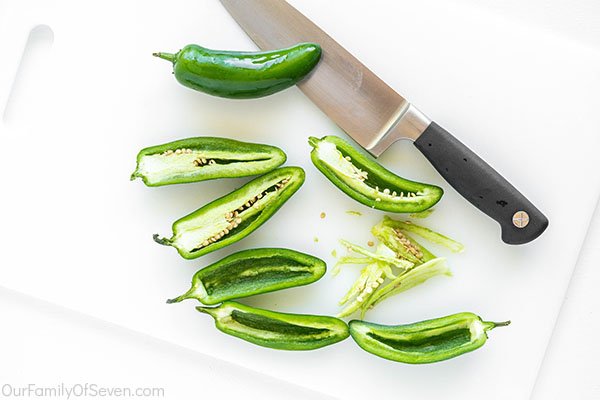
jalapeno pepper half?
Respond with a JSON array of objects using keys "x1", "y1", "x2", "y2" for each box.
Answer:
[
  {"x1": 154, "y1": 43, "x2": 322, "y2": 99},
  {"x1": 349, "y1": 313, "x2": 510, "y2": 364},
  {"x1": 308, "y1": 136, "x2": 443, "y2": 213},
  {"x1": 197, "y1": 301, "x2": 349, "y2": 351},
  {"x1": 167, "y1": 248, "x2": 326, "y2": 305},
  {"x1": 153, "y1": 167, "x2": 305, "y2": 259},
  {"x1": 131, "y1": 137, "x2": 286, "y2": 186}
]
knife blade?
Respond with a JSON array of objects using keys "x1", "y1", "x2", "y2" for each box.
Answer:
[{"x1": 220, "y1": 0, "x2": 548, "y2": 244}]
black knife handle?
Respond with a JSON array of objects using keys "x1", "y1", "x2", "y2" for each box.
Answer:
[{"x1": 414, "y1": 122, "x2": 548, "y2": 244}]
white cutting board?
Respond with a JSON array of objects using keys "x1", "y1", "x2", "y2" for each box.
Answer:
[{"x1": 1, "y1": 1, "x2": 599, "y2": 399}]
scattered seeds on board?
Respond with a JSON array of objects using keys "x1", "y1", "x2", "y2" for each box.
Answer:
[
  {"x1": 314, "y1": 236, "x2": 319, "y2": 243},
  {"x1": 320, "y1": 212, "x2": 326, "y2": 219},
  {"x1": 346, "y1": 210, "x2": 362, "y2": 216},
  {"x1": 367, "y1": 241, "x2": 374, "y2": 247}
]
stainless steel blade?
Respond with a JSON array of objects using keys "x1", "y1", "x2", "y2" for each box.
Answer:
[{"x1": 219, "y1": 0, "x2": 431, "y2": 156}]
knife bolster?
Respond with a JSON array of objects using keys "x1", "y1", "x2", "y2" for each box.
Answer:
[{"x1": 368, "y1": 104, "x2": 431, "y2": 156}]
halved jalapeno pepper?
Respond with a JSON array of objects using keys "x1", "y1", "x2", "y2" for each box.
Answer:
[
  {"x1": 153, "y1": 167, "x2": 305, "y2": 259},
  {"x1": 349, "y1": 313, "x2": 510, "y2": 364},
  {"x1": 198, "y1": 301, "x2": 349, "y2": 351},
  {"x1": 131, "y1": 137, "x2": 286, "y2": 187},
  {"x1": 167, "y1": 248, "x2": 326, "y2": 305},
  {"x1": 308, "y1": 136, "x2": 443, "y2": 212}
]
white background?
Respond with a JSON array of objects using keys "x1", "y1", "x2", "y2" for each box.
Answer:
[{"x1": 1, "y1": 1, "x2": 599, "y2": 399}]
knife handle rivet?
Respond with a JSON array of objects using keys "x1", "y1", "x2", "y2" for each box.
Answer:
[{"x1": 512, "y1": 211, "x2": 530, "y2": 228}]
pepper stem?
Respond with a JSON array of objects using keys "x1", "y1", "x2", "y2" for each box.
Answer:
[
  {"x1": 152, "y1": 52, "x2": 176, "y2": 63},
  {"x1": 165, "y1": 295, "x2": 185, "y2": 304},
  {"x1": 196, "y1": 306, "x2": 219, "y2": 319},
  {"x1": 484, "y1": 320, "x2": 511, "y2": 331},
  {"x1": 166, "y1": 286, "x2": 198, "y2": 304},
  {"x1": 308, "y1": 136, "x2": 320, "y2": 148},
  {"x1": 153, "y1": 234, "x2": 172, "y2": 246}
]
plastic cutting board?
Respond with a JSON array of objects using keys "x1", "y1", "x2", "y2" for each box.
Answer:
[{"x1": 1, "y1": 0, "x2": 600, "y2": 399}]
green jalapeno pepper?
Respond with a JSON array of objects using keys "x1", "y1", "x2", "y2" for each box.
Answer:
[
  {"x1": 167, "y1": 248, "x2": 326, "y2": 305},
  {"x1": 153, "y1": 43, "x2": 322, "y2": 99},
  {"x1": 308, "y1": 136, "x2": 443, "y2": 213},
  {"x1": 153, "y1": 167, "x2": 305, "y2": 259},
  {"x1": 349, "y1": 313, "x2": 510, "y2": 364},
  {"x1": 197, "y1": 301, "x2": 349, "y2": 350},
  {"x1": 131, "y1": 137, "x2": 286, "y2": 186}
]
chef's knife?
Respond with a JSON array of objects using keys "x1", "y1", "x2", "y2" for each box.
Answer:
[{"x1": 220, "y1": 0, "x2": 548, "y2": 244}]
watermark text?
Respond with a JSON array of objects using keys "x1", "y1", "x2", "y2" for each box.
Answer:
[{"x1": 1, "y1": 383, "x2": 164, "y2": 399}]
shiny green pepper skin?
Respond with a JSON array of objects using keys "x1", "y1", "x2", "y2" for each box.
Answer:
[
  {"x1": 154, "y1": 43, "x2": 322, "y2": 99},
  {"x1": 167, "y1": 248, "x2": 326, "y2": 305},
  {"x1": 153, "y1": 167, "x2": 305, "y2": 259},
  {"x1": 309, "y1": 136, "x2": 443, "y2": 213},
  {"x1": 131, "y1": 137, "x2": 286, "y2": 186},
  {"x1": 198, "y1": 301, "x2": 349, "y2": 351},
  {"x1": 349, "y1": 313, "x2": 510, "y2": 364}
]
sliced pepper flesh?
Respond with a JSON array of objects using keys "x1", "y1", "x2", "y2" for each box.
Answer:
[
  {"x1": 167, "y1": 248, "x2": 326, "y2": 305},
  {"x1": 131, "y1": 137, "x2": 286, "y2": 186},
  {"x1": 153, "y1": 167, "x2": 305, "y2": 259},
  {"x1": 309, "y1": 136, "x2": 443, "y2": 213},
  {"x1": 334, "y1": 217, "x2": 463, "y2": 317},
  {"x1": 349, "y1": 313, "x2": 510, "y2": 364},
  {"x1": 198, "y1": 301, "x2": 349, "y2": 350},
  {"x1": 373, "y1": 216, "x2": 464, "y2": 254},
  {"x1": 360, "y1": 258, "x2": 450, "y2": 318}
]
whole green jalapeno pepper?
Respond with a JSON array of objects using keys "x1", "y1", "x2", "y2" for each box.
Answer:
[
  {"x1": 153, "y1": 43, "x2": 322, "y2": 99},
  {"x1": 153, "y1": 167, "x2": 305, "y2": 259},
  {"x1": 349, "y1": 312, "x2": 510, "y2": 364},
  {"x1": 197, "y1": 301, "x2": 349, "y2": 351},
  {"x1": 166, "y1": 248, "x2": 326, "y2": 305},
  {"x1": 308, "y1": 136, "x2": 443, "y2": 213},
  {"x1": 131, "y1": 137, "x2": 286, "y2": 186}
]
